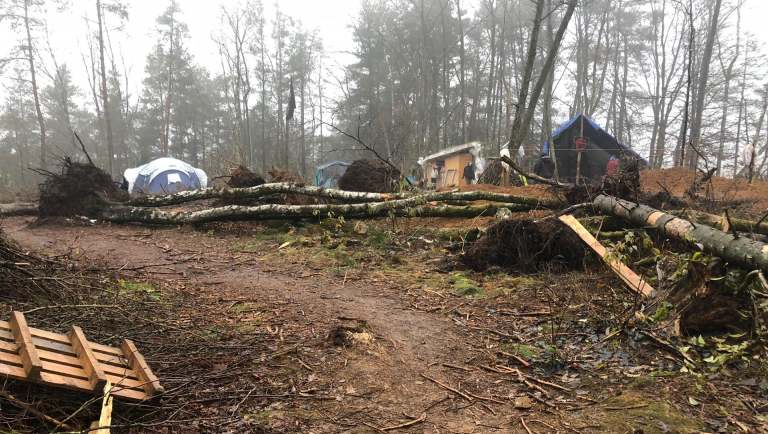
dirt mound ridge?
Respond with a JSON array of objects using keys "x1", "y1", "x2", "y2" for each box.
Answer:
[
  {"x1": 38, "y1": 160, "x2": 127, "y2": 218},
  {"x1": 338, "y1": 159, "x2": 401, "y2": 193}
]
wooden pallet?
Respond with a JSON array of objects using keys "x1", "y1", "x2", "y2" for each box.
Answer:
[{"x1": 0, "y1": 311, "x2": 163, "y2": 402}]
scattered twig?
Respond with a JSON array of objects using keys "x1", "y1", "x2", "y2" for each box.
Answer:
[
  {"x1": 520, "y1": 417, "x2": 535, "y2": 434},
  {"x1": 381, "y1": 412, "x2": 427, "y2": 431},
  {"x1": 420, "y1": 373, "x2": 472, "y2": 401},
  {"x1": 0, "y1": 391, "x2": 76, "y2": 432}
]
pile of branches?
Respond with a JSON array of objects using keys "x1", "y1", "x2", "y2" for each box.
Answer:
[{"x1": 0, "y1": 229, "x2": 303, "y2": 432}]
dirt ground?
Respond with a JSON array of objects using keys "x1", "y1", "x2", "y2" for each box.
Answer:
[{"x1": 1, "y1": 215, "x2": 766, "y2": 433}]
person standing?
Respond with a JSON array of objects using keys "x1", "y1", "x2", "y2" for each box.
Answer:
[
  {"x1": 462, "y1": 162, "x2": 475, "y2": 185},
  {"x1": 430, "y1": 165, "x2": 440, "y2": 189},
  {"x1": 500, "y1": 148, "x2": 511, "y2": 186},
  {"x1": 533, "y1": 152, "x2": 555, "y2": 181},
  {"x1": 606, "y1": 156, "x2": 620, "y2": 177}
]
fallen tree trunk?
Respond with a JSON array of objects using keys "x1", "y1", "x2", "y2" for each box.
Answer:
[
  {"x1": 126, "y1": 182, "x2": 561, "y2": 209},
  {"x1": 669, "y1": 209, "x2": 768, "y2": 238},
  {"x1": 99, "y1": 201, "x2": 531, "y2": 225},
  {"x1": 594, "y1": 195, "x2": 768, "y2": 272},
  {"x1": 498, "y1": 156, "x2": 571, "y2": 187},
  {"x1": 0, "y1": 203, "x2": 38, "y2": 216}
]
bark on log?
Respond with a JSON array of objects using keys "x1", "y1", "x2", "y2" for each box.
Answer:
[
  {"x1": 0, "y1": 203, "x2": 38, "y2": 216},
  {"x1": 594, "y1": 195, "x2": 768, "y2": 272},
  {"x1": 126, "y1": 182, "x2": 561, "y2": 209},
  {"x1": 99, "y1": 200, "x2": 532, "y2": 225},
  {"x1": 669, "y1": 210, "x2": 768, "y2": 238}
]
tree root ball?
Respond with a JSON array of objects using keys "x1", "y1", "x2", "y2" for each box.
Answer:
[
  {"x1": 464, "y1": 218, "x2": 588, "y2": 273},
  {"x1": 227, "y1": 165, "x2": 265, "y2": 188},
  {"x1": 38, "y1": 160, "x2": 128, "y2": 218},
  {"x1": 338, "y1": 159, "x2": 401, "y2": 193},
  {"x1": 267, "y1": 167, "x2": 302, "y2": 183}
]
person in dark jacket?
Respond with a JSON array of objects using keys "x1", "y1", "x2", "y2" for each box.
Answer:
[
  {"x1": 462, "y1": 162, "x2": 475, "y2": 185},
  {"x1": 533, "y1": 152, "x2": 556, "y2": 179}
]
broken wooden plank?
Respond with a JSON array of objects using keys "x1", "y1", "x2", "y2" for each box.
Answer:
[
  {"x1": 68, "y1": 325, "x2": 108, "y2": 390},
  {"x1": 93, "y1": 381, "x2": 114, "y2": 434},
  {"x1": 9, "y1": 312, "x2": 42, "y2": 379},
  {"x1": 558, "y1": 214, "x2": 654, "y2": 296},
  {"x1": 120, "y1": 339, "x2": 164, "y2": 396}
]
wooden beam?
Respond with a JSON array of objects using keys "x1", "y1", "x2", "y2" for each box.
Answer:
[
  {"x1": 67, "y1": 325, "x2": 108, "y2": 390},
  {"x1": 558, "y1": 215, "x2": 655, "y2": 296},
  {"x1": 93, "y1": 381, "x2": 114, "y2": 434},
  {"x1": 120, "y1": 339, "x2": 164, "y2": 396},
  {"x1": 9, "y1": 312, "x2": 42, "y2": 379}
]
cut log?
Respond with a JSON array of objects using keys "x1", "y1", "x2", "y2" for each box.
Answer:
[
  {"x1": 99, "y1": 201, "x2": 532, "y2": 225},
  {"x1": 0, "y1": 203, "x2": 38, "y2": 216},
  {"x1": 126, "y1": 182, "x2": 560, "y2": 209},
  {"x1": 593, "y1": 195, "x2": 768, "y2": 272},
  {"x1": 668, "y1": 209, "x2": 768, "y2": 238}
]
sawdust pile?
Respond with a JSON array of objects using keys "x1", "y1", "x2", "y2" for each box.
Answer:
[
  {"x1": 38, "y1": 160, "x2": 127, "y2": 218},
  {"x1": 338, "y1": 159, "x2": 401, "y2": 193}
]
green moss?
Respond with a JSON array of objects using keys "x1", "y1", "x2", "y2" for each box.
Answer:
[
  {"x1": 499, "y1": 343, "x2": 539, "y2": 359},
  {"x1": 449, "y1": 273, "x2": 484, "y2": 297},
  {"x1": 597, "y1": 391, "x2": 707, "y2": 433},
  {"x1": 244, "y1": 410, "x2": 273, "y2": 421}
]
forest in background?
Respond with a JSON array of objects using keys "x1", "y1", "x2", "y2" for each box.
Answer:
[{"x1": 0, "y1": 0, "x2": 765, "y2": 191}]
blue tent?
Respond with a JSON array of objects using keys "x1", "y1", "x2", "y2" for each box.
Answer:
[
  {"x1": 122, "y1": 158, "x2": 208, "y2": 195},
  {"x1": 543, "y1": 114, "x2": 649, "y2": 179},
  {"x1": 312, "y1": 161, "x2": 350, "y2": 189}
]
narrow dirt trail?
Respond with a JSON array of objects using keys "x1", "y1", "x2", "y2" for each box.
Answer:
[{"x1": 2, "y1": 217, "x2": 534, "y2": 432}]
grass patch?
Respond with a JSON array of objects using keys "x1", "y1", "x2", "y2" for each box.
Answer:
[{"x1": 119, "y1": 280, "x2": 162, "y2": 300}]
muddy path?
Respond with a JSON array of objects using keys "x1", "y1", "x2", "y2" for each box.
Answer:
[{"x1": 2, "y1": 217, "x2": 542, "y2": 432}]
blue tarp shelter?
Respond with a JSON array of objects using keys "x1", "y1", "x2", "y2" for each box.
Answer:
[
  {"x1": 312, "y1": 161, "x2": 350, "y2": 189},
  {"x1": 543, "y1": 114, "x2": 649, "y2": 179}
]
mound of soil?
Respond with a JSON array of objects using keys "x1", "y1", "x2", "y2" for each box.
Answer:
[
  {"x1": 38, "y1": 160, "x2": 127, "y2": 218},
  {"x1": 464, "y1": 218, "x2": 587, "y2": 273},
  {"x1": 338, "y1": 159, "x2": 401, "y2": 193},
  {"x1": 268, "y1": 167, "x2": 302, "y2": 183},
  {"x1": 228, "y1": 165, "x2": 265, "y2": 188}
]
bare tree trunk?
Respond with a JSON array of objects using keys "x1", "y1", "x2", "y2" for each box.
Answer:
[
  {"x1": 24, "y1": 0, "x2": 46, "y2": 169},
  {"x1": 162, "y1": 15, "x2": 175, "y2": 157},
  {"x1": 510, "y1": 0, "x2": 578, "y2": 149},
  {"x1": 716, "y1": 6, "x2": 741, "y2": 175},
  {"x1": 456, "y1": 0, "x2": 467, "y2": 143},
  {"x1": 97, "y1": 0, "x2": 114, "y2": 178},
  {"x1": 689, "y1": 0, "x2": 723, "y2": 169},
  {"x1": 733, "y1": 45, "x2": 748, "y2": 177}
]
